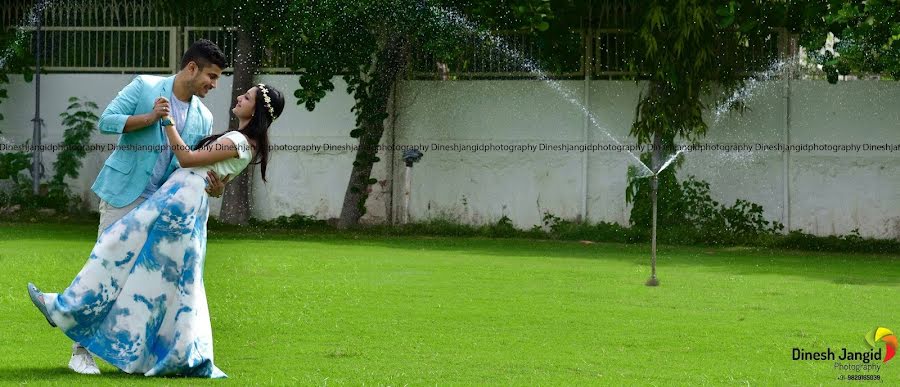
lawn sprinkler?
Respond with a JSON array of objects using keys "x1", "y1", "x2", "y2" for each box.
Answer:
[
  {"x1": 400, "y1": 148, "x2": 424, "y2": 224},
  {"x1": 646, "y1": 134, "x2": 662, "y2": 287}
]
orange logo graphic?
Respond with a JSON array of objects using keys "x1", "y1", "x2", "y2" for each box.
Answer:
[{"x1": 865, "y1": 327, "x2": 897, "y2": 363}]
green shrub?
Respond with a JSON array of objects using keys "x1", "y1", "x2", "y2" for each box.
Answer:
[
  {"x1": 0, "y1": 97, "x2": 97, "y2": 213},
  {"x1": 626, "y1": 151, "x2": 784, "y2": 245}
]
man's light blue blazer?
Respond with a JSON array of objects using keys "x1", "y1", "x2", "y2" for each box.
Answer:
[{"x1": 92, "y1": 75, "x2": 214, "y2": 208}]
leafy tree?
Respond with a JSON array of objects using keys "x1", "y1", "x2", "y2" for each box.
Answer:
[
  {"x1": 0, "y1": 28, "x2": 35, "y2": 184},
  {"x1": 156, "y1": 0, "x2": 291, "y2": 224},
  {"x1": 796, "y1": 0, "x2": 900, "y2": 83},
  {"x1": 624, "y1": 0, "x2": 785, "y2": 150},
  {"x1": 599, "y1": 0, "x2": 790, "y2": 284},
  {"x1": 284, "y1": 0, "x2": 552, "y2": 228},
  {"x1": 156, "y1": 0, "x2": 550, "y2": 226}
]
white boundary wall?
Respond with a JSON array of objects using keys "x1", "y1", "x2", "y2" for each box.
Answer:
[{"x1": 1, "y1": 75, "x2": 897, "y2": 239}]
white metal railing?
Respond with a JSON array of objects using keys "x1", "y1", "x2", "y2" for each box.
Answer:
[
  {"x1": 3, "y1": 0, "x2": 786, "y2": 79},
  {"x1": 183, "y1": 27, "x2": 295, "y2": 73},
  {"x1": 592, "y1": 28, "x2": 632, "y2": 77},
  {"x1": 13, "y1": 25, "x2": 300, "y2": 74},
  {"x1": 409, "y1": 29, "x2": 626, "y2": 79},
  {"x1": 17, "y1": 26, "x2": 178, "y2": 73},
  {"x1": 2, "y1": 0, "x2": 225, "y2": 28},
  {"x1": 12, "y1": 25, "x2": 779, "y2": 78}
]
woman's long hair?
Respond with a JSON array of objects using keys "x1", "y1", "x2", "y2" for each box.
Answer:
[{"x1": 193, "y1": 84, "x2": 285, "y2": 182}]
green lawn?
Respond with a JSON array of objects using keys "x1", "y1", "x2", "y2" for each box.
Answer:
[{"x1": 0, "y1": 222, "x2": 897, "y2": 385}]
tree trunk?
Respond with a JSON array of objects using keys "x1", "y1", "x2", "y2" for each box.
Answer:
[
  {"x1": 336, "y1": 35, "x2": 408, "y2": 229},
  {"x1": 219, "y1": 26, "x2": 259, "y2": 225}
]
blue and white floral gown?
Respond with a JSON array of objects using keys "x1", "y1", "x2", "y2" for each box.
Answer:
[{"x1": 42, "y1": 131, "x2": 253, "y2": 378}]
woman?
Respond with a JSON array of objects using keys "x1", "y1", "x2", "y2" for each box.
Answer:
[{"x1": 27, "y1": 84, "x2": 285, "y2": 378}]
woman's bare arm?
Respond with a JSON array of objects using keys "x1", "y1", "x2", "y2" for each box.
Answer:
[{"x1": 161, "y1": 119, "x2": 238, "y2": 168}]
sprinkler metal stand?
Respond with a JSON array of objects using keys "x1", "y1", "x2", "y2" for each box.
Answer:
[
  {"x1": 646, "y1": 173, "x2": 660, "y2": 287},
  {"x1": 400, "y1": 148, "x2": 423, "y2": 224}
]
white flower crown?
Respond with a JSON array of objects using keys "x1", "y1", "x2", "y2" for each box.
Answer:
[{"x1": 257, "y1": 83, "x2": 277, "y2": 119}]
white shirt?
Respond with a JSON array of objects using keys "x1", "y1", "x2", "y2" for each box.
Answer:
[
  {"x1": 140, "y1": 96, "x2": 192, "y2": 199},
  {"x1": 188, "y1": 131, "x2": 253, "y2": 181}
]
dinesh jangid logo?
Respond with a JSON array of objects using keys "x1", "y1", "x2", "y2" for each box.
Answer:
[
  {"x1": 865, "y1": 327, "x2": 897, "y2": 363},
  {"x1": 791, "y1": 327, "x2": 897, "y2": 380}
]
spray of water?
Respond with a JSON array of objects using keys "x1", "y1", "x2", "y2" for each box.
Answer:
[
  {"x1": 654, "y1": 148, "x2": 683, "y2": 174},
  {"x1": 713, "y1": 59, "x2": 789, "y2": 124},
  {"x1": 428, "y1": 6, "x2": 655, "y2": 177},
  {"x1": 0, "y1": 1, "x2": 51, "y2": 70},
  {"x1": 652, "y1": 58, "x2": 794, "y2": 176}
]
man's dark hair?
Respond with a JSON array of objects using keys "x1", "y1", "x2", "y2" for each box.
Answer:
[{"x1": 180, "y1": 39, "x2": 227, "y2": 70}]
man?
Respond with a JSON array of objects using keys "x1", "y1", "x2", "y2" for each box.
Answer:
[{"x1": 68, "y1": 39, "x2": 230, "y2": 375}]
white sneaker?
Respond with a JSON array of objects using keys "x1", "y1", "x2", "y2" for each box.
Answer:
[{"x1": 68, "y1": 343, "x2": 100, "y2": 375}]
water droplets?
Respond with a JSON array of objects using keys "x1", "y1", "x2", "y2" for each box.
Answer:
[
  {"x1": 427, "y1": 5, "x2": 654, "y2": 176},
  {"x1": 0, "y1": 0, "x2": 54, "y2": 70},
  {"x1": 712, "y1": 59, "x2": 792, "y2": 124}
]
